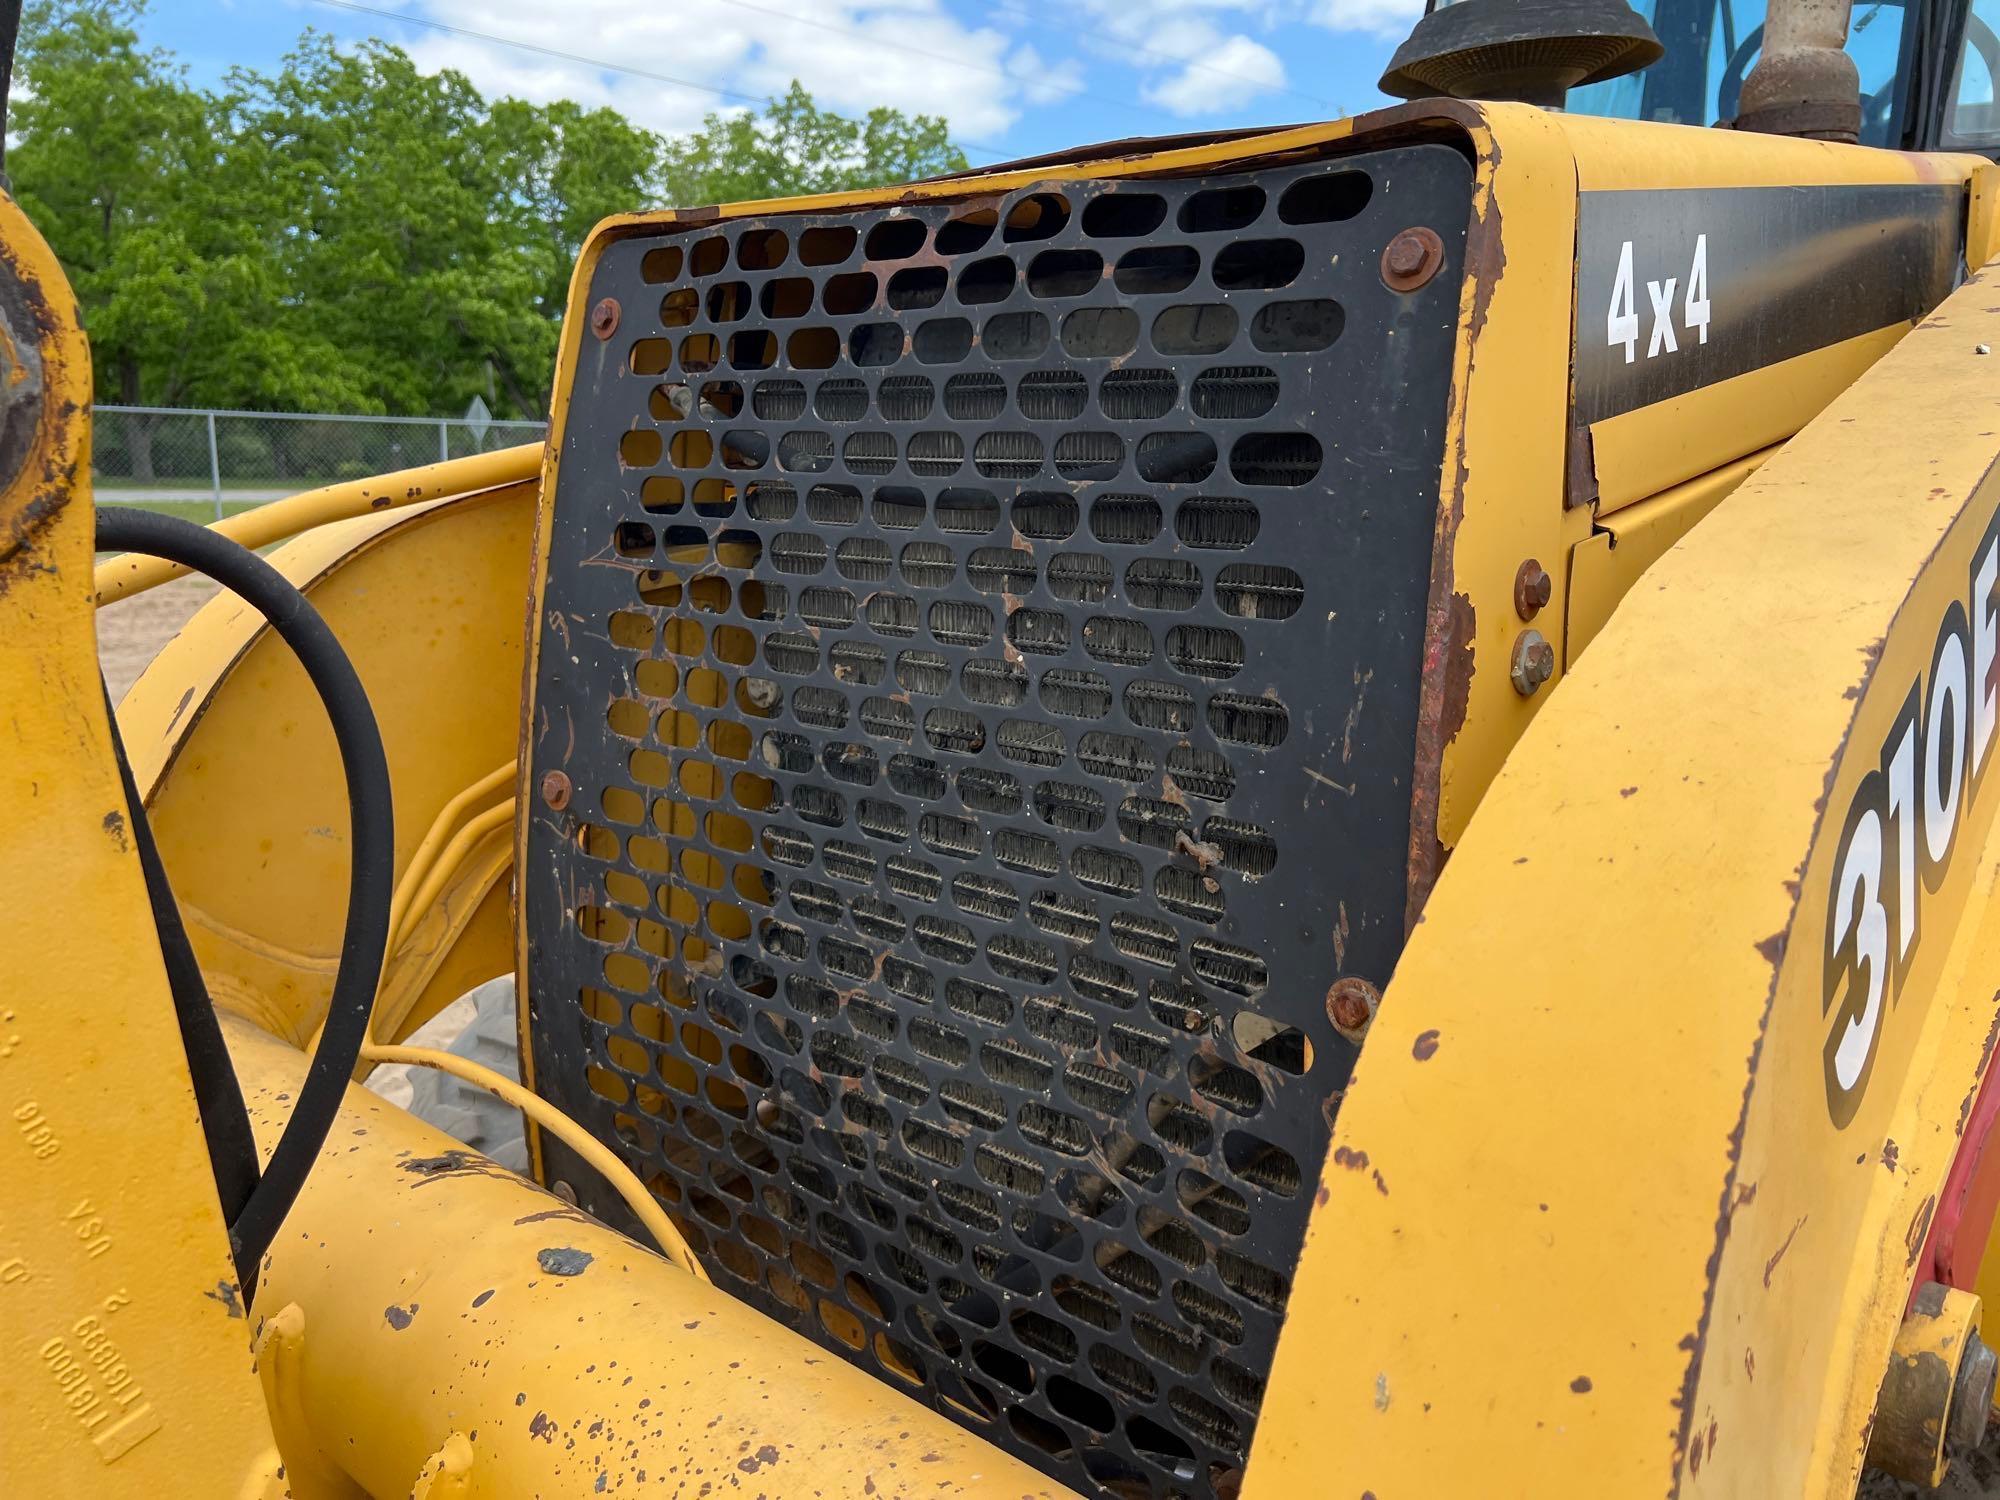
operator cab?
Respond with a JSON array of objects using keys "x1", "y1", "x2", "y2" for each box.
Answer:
[
  {"x1": 1399, "y1": 0, "x2": 2000, "y2": 154},
  {"x1": 1570, "y1": 0, "x2": 2000, "y2": 151}
]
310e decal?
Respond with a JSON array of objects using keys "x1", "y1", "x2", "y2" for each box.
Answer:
[{"x1": 1822, "y1": 503, "x2": 2000, "y2": 1126}]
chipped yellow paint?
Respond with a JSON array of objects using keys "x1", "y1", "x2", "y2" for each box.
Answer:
[
  {"x1": 224, "y1": 1015, "x2": 1072, "y2": 1498},
  {"x1": 0, "y1": 189, "x2": 283, "y2": 1496},
  {"x1": 1248, "y1": 263, "x2": 2000, "y2": 1497}
]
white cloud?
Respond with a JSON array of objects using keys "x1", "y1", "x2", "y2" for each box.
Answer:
[
  {"x1": 1007, "y1": 44, "x2": 1088, "y2": 108},
  {"x1": 1070, "y1": 0, "x2": 1296, "y2": 118},
  {"x1": 392, "y1": 1, "x2": 1075, "y2": 145},
  {"x1": 1142, "y1": 33, "x2": 1285, "y2": 115},
  {"x1": 1310, "y1": 0, "x2": 1426, "y2": 40}
]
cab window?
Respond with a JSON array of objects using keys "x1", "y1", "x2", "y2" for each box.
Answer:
[
  {"x1": 1944, "y1": 0, "x2": 2000, "y2": 146},
  {"x1": 1569, "y1": 0, "x2": 1912, "y2": 147}
]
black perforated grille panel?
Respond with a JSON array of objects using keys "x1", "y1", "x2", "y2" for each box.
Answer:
[{"x1": 527, "y1": 143, "x2": 1471, "y2": 1500}]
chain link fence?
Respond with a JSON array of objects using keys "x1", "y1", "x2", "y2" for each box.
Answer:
[{"x1": 93, "y1": 405, "x2": 548, "y2": 518}]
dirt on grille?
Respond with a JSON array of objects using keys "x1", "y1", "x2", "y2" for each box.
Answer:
[{"x1": 97, "y1": 573, "x2": 220, "y2": 702}]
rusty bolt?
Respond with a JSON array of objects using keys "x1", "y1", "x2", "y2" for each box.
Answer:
[
  {"x1": 1514, "y1": 559, "x2": 1553, "y2": 621},
  {"x1": 755, "y1": 1097, "x2": 782, "y2": 1128},
  {"x1": 1381, "y1": 227, "x2": 1444, "y2": 293},
  {"x1": 1327, "y1": 976, "x2": 1381, "y2": 1042},
  {"x1": 1511, "y1": 630, "x2": 1556, "y2": 697},
  {"x1": 1182, "y1": 1007, "x2": 1209, "y2": 1033},
  {"x1": 590, "y1": 296, "x2": 621, "y2": 341},
  {"x1": 539, "y1": 769, "x2": 573, "y2": 811}
]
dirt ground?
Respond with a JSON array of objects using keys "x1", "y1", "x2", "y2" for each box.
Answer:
[{"x1": 96, "y1": 573, "x2": 220, "y2": 701}]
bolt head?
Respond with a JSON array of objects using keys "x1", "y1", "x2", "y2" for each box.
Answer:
[
  {"x1": 590, "y1": 296, "x2": 621, "y2": 340},
  {"x1": 1511, "y1": 630, "x2": 1556, "y2": 696},
  {"x1": 1327, "y1": 976, "x2": 1381, "y2": 1038},
  {"x1": 540, "y1": 769, "x2": 573, "y2": 811},
  {"x1": 1380, "y1": 227, "x2": 1444, "y2": 292},
  {"x1": 1514, "y1": 559, "x2": 1553, "y2": 620}
]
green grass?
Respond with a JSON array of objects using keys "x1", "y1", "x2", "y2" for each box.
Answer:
[
  {"x1": 90, "y1": 478, "x2": 297, "y2": 495},
  {"x1": 98, "y1": 498, "x2": 268, "y2": 524}
]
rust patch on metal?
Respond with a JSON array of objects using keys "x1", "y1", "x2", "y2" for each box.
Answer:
[
  {"x1": 1412, "y1": 1028, "x2": 1440, "y2": 1061},
  {"x1": 1907, "y1": 1195, "x2": 1938, "y2": 1267},
  {"x1": 384, "y1": 1303, "x2": 416, "y2": 1330},
  {"x1": 1762, "y1": 1216, "x2": 1807, "y2": 1288},
  {"x1": 1570, "y1": 1375, "x2": 1593, "y2": 1394}
]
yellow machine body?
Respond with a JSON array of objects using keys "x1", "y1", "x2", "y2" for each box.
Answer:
[{"x1": 10, "y1": 94, "x2": 2000, "y2": 1498}]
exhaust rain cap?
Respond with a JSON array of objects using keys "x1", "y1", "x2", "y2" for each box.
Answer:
[{"x1": 1379, "y1": 0, "x2": 1664, "y2": 108}]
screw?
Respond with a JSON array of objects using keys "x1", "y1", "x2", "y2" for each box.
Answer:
[
  {"x1": 1514, "y1": 559, "x2": 1553, "y2": 621},
  {"x1": 1511, "y1": 630, "x2": 1556, "y2": 697},
  {"x1": 590, "y1": 296, "x2": 621, "y2": 341},
  {"x1": 1381, "y1": 227, "x2": 1445, "y2": 292},
  {"x1": 539, "y1": 769, "x2": 573, "y2": 810},
  {"x1": 1327, "y1": 976, "x2": 1381, "y2": 1040}
]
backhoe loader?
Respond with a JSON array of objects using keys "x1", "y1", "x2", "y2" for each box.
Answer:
[{"x1": 16, "y1": 0, "x2": 2000, "y2": 1492}]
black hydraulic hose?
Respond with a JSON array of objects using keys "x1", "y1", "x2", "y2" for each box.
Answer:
[
  {"x1": 102, "y1": 679, "x2": 263, "y2": 1279},
  {"x1": 95, "y1": 506, "x2": 393, "y2": 1302}
]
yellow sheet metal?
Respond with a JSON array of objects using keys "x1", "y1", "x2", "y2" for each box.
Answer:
[
  {"x1": 0, "y1": 191, "x2": 282, "y2": 1495},
  {"x1": 1246, "y1": 255, "x2": 2000, "y2": 1498},
  {"x1": 116, "y1": 484, "x2": 535, "y2": 1044},
  {"x1": 222, "y1": 1015, "x2": 1072, "y2": 1499}
]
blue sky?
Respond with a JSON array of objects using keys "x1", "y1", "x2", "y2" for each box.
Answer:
[{"x1": 138, "y1": 0, "x2": 1424, "y2": 166}]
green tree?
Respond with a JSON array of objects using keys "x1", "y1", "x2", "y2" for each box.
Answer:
[
  {"x1": 12, "y1": 1, "x2": 279, "y2": 474},
  {"x1": 12, "y1": 5, "x2": 974, "y2": 431},
  {"x1": 660, "y1": 83, "x2": 969, "y2": 207},
  {"x1": 490, "y1": 97, "x2": 661, "y2": 328}
]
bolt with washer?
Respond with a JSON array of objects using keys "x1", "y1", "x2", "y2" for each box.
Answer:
[
  {"x1": 540, "y1": 769, "x2": 573, "y2": 810},
  {"x1": 590, "y1": 297, "x2": 621, "y2": 341},
  {"x1": 1514, "y1": 559, "x2": 1553, "y2": 621},
  {"x1": 1511, "y1": 630, "x2": 1556, "y2": 696},
  {"x1": 1381, "y1": 227, "x2": 1445, "y2": 292}
]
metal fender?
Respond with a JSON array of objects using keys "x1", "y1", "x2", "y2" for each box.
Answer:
[{"x1": 1246, "y1": 266, "x2": 2000, "y2": 1496}]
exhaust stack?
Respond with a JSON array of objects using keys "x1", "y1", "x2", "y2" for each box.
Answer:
[{"x1": 1736, "y1": 0, "x2": 1861, "y2": 140}]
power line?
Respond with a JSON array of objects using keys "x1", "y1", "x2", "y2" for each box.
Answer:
[
  {"x1": 307, "y1": 1, "x2": 1019, "y2": 159},
  {"x1": 979, "y1": 0, "x2": 1340, "y2": 113}
]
